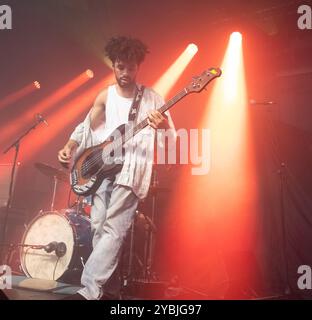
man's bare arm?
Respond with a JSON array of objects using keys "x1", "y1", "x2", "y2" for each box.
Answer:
[{"x1": 90, "y1": 89, "x2": 107, "y2": 131}]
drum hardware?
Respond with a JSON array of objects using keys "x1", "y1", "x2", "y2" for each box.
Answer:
[
  {"x1": 122, "y1": 165, "x2": 172, "y2": 291},
  {"x1": 34, "y1": 162, "x2": 69, "y2": 211},
  {"x1": 80, "y1": 256, "x2": 86, "y2": 268},
  {"x1": 66, "y1": 194, "x2": 91, "y2": 218},
  {"x1": 51, "y1": 176, "x2": 57, "y2": 212},
  {"x1": 122, "y1": 199, "x2": 161, "y2": 287},
  {"x1": 122, "y1": 210, "x2": 148, "y2": 287},
  {"x1": 144, "y1": 167, "x2": 160, "y2": 281},
  {"x1": 34, "y1": 162, "x2": 69, "y2": 184},
  {"x1": 35, "y1": 162, "x2": 90, "y2": 218},
  {"x1": 71, "y1": 222, "x2": 82, "y2": 227},
  {"x1": 136, "y1": 210, "x2": 157, "y2": 234}
]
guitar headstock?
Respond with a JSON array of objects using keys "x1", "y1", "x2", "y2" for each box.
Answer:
[{"x1": 186, "y1": 68, "x2": 222, "y2": 93}]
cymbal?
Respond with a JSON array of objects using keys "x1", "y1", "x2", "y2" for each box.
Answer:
[{"x1": 34, "y1": 162, "x2": 69, "y2": 183}]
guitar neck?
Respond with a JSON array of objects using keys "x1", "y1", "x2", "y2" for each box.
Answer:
[{"x1": 124, "y1": 88, "x2": 188, "y2": 142}]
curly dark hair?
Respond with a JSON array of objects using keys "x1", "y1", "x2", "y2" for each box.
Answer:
[{"x1": 104, "y1": 36, "x2": 149, "y2": 65}]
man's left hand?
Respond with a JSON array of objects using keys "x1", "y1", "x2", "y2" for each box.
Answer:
[{"x1": 147, "y1": 110, "x2": 169, "y2": 129}]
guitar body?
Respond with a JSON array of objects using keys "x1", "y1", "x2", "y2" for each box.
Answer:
[{"x1": 70, "y1": 125, "x2": 125, "y2": 196}]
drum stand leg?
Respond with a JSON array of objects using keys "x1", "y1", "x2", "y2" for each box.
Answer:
[
  {"x1": 126, "y1": 220, "x2": 135, "y2": 284},
  {"x1": 121, "y1": 216, "x2": 137, "y2": 289},
  {"x1": 51, "y1": 176, "x2": 58, "y2": 211},
  {"x1": 143, "y1": 169, "x2": 158, "y2": 282},
  {"x1": 143, "y1": 224, "x2": 152, "y2": 281},
  {"x1": 122, "y1": 211, "x2": 150, "y2": 285}
]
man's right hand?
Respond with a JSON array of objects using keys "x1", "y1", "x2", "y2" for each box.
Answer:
[{"x1": 58, "y1": 140, "x2": 78, "y2": 168}]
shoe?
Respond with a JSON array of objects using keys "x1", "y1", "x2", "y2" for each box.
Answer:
[{"x1": 63, "y1": 292, "x2": 87, "y2": 300}]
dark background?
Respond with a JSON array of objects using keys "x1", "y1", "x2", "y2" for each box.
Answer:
[{"x1": 1, "y1": 0, "x2": 312, "y2": 299}]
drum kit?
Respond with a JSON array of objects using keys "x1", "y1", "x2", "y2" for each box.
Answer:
[
  {"x1": 2, "y1": 162, "x2": 164, "y2": 286},
  {"x1": 2, "y1": 162, "x2": 93, "y2": 285}
]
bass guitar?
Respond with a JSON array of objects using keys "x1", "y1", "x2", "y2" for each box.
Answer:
[{"x1": 70, "y1": 67, "x2": 222, "y2": 196}]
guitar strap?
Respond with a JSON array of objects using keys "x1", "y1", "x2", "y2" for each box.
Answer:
[{"x1": 128, "y1": 84, "x2": 145, "y2": 124}]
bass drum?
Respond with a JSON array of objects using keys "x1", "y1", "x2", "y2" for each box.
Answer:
[{"x1": 20, "y1": 210, "x2": 92, "y2": 285}]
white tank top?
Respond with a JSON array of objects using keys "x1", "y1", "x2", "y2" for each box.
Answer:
[
  {"x1": 92, "y1": 84, "x2": 135, "y2": 143},
  {"x1": 105, "y1": 85, "x2": 133, "y2": 132}
]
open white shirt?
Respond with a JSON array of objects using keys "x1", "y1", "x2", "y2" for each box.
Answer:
[{"x1": 70, "y1": 84, "x2": 176, "y2": 199}]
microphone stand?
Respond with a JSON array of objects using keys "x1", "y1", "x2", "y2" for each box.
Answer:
[
  {"x1": 0, "y1": 117, "x2": 47, "y2": 264},
  {"x1": 278, "y1": 162, "x2": 292, "y2": 295},
  {"x1": 0, "y1": 243, "x2": 48, "y2": 267},
  {"x1": 260, "y1": 103, "x2": 295, "y2": 296}
]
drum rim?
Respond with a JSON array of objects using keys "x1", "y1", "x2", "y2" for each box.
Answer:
[{"x1": 20, "y1": 210, "x2": 74, "y2": 280}]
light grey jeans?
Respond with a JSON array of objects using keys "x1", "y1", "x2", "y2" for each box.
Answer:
[{"x1": 78, "y1": 174, "x2": 139, "y2": 300}]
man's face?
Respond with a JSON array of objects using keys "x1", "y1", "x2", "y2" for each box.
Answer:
[{"x1": 113, "y1": 59, "x2": 139, "y2": 88}]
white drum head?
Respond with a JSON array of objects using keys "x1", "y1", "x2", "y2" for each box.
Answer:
[{"x1": 21, "y1": 212, "x2": 75, "y2": 281}]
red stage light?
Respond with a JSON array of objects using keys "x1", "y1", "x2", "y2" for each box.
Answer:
[
  {"x1": 86, "y1": 69, "x2": 94, "y2": 79},
  {"x1": 163, "y1": 32, "x2": 259, "y2": 297},
  {"x1": 2, "y1": 70, "x2": 95, "y2": 144},
  {"x1": 230, "y1": 31, "x2": 242, "y2": 42},
  {"x1": 33, "y1": 81, "x2": 41, "y2": 89},
  {"x1": 0, "y1": 82, "x2": 39, "y2": 110},
  {"x1": 186, "y1": 43, "x2": 198, "y2": 55},
  {"x1": 153, "y1": 43, "x2": 198, "y2": 97}
]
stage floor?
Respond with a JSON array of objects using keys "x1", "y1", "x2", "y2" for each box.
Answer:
[{"x1": 1, "y1": 275, "x2": 82, "y2": 300}]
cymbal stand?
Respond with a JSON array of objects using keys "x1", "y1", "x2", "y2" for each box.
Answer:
[
  {"x1": 122, "y1": 219, "x2": 136, "y2": 288},
  {"x1": 143, "y1": 167, "x2": 159, "y2": 281},
  {"x1": 51, "y1": 176, "x2": 58, "y2": 211}
]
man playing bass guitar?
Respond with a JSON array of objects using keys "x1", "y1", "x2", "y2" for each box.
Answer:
[{"x1": 58, "y1": 36, "x2": 176, "y2": 300}]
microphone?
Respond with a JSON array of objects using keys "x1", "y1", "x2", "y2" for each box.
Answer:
[
  {"x1": 249, "y1": 99, "x2": 276, "y2": 105},
  {"x1": 42, "y1": 241, "x2": 67, "y2": 258},
  {"x1": 44, "y1": 241, "x2": 58, "y2": 253},
  {"x1": 55, "y1": 242, "x2": 67, "y2": 258},
  {"x1": 36, "y1": 113, "x2": 49, "y2": 126}
]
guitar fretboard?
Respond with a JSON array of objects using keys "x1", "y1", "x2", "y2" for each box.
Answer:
[{"x1": 123, "y1": 88, "x2": 187, "y2": 143}]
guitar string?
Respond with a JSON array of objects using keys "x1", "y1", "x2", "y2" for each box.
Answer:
[
  {"x1": 79, "y1": 81, "x2": 212, "y2": 176},
  {"x1": 80, "y1": 88, "x2": 194, "y2": 176},
  {"x1": 79, "y1": 92, "x2": 186, "y2": 175},
  {"x1": 80, "y1": 96, "x2": 177, "y2": 175},
  {"x1": 80, "y1": 119, "x2": 148, "y2": 175}
]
